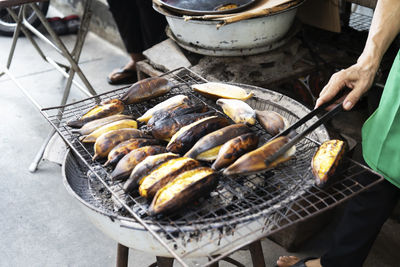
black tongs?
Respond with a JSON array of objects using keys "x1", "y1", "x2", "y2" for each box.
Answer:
[{"x1": 264, "y1": 98, "x2": 344, "y2": 167}]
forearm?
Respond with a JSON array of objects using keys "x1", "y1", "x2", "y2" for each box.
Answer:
[{"x1": 357, "y1": 0, "x2": 400, "y2": 71}]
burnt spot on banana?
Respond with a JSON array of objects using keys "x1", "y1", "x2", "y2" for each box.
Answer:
[
  {"x1": 111, "y1": 145, "x2": 167, "y2": 182},
  {"x1": 123, "y1": 153, "x2": 179, "y2": 193},
  {"x1": 146, "y1": 101, "x2": 208, "y2": 127},
  {"x1": 184, "y1": 124, "x2": 251, "y2": 160},
  {"x1": 167, "y1": 116, "x2": 230, "y2": 154},
  {"x1": 119, "y1": 77, "x2": 177, "y2": 105},
  {"x1": 212, "y1": 133, "x2": 259, "y2": 170},
  {"x1": 148, "y1": 167, "x2": 218, "y2": 216},
  {"x1": 67, "y1": 99, "x2": 125, "y2": 128},
  {"x1": 93, "y1": 129, "x2": 153, "y2": 161},
  {"x1": 139, "y1": 158, "x2": 200, "y2": 199},
  {"x1": 151, "y1": 111, "x2": 216, "y2": 141},
  {"x1": 222, "y1": 136, "x2": 295, "y2": 176},
  {"x1": 104, "y1": 138, "x2": 163, "y2": 167}
]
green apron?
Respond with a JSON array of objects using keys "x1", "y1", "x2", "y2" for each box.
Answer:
[{"x1": 362, "y1": 49, "x2": 400, "y2": 188}]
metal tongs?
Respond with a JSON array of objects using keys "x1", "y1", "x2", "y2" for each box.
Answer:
[{"x1": 264, "y1": 98, "x2": 344, "y2": 166}]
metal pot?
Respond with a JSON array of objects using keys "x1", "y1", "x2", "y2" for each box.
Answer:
[{"x1": 154, "y1": 3, "x2": 302, "y2": 56}]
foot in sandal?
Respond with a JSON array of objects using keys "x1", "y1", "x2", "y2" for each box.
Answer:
[{"x1": 276, "y1": 256, "x2": 321, "y2": 267}]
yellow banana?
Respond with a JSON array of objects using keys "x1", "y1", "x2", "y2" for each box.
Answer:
[{"x1": 81, "y1": 119, "x2": 138, "y2": 143}]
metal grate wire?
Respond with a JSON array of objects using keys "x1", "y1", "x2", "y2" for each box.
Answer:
[
  {"x1": 349, "y1": 11, "x2": 372, "y2": 32},
  {"x1": 43, "y1": 67, "x2": 384, "y2": 266}
]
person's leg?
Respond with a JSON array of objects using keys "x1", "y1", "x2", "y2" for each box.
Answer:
[
  {"x1": 136, "y1": 0, "x2": 167, "y2": 50},
  {"x1": 277, "y1": 167, "x2": 399, "y2": 267},
  {"x1": 321, "y1": 176, "x2": 400, "y2": 267},
  {"x1": 106, "y1": 1, "x2": 144, "y2": 84},
  {"x1": 107, "y1": 0, "x2": 143, "y2": 53}
]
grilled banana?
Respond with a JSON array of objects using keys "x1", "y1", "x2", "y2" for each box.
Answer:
[
  {"x1": 111, "y1": 146, "x2": 167, "y2": 181},
  {"x1": 147, "y1": 102, "x2": 208, "y2": 127},
  {"x1": 192, "y1": 82, "x2": 253, "y2": 100},
  {"x1": 148, "y1": 167, "x2": 217, "y2": 215},
  {"x1": 104, "y1": 138, "x2": 162, "y2": 166},
  {"x1": 312, "y1": 139, "x2": 346, "y2": 188},
  {"x1": 123, "y1": 153, "x2": 179, "y2": 193},
  {"x1": 81, "y1": 119, "x2": 138, "y2": 143},
  {"x1": 216, "y1": 99, "x2": 256, "y2": 125},
  {"x1": 166, "y1": 116, "x2": 230, "y2": 154},
  {"x1": 137, "y1": 95, "x2": 189, "y2": 123},
  {"x1": 151, "y1": 111, "x2": 215, "y2": 141},
  {"x1": 71, "y1": 114, "x2": 132, "y2": 136},
  {"x1": 67, "y1": 99, "x2": 125, "y2": 128},
  {"x1": 138, "y1": 157, "x2": 200, "y2": 199},
  {"x1": 120, "y1": 77, "x2": 175, "y2": 104},
  {"x1": 256, "y1": 110, "x2": 288, "y2": 136},
  {"x1": 212, "y1": 133, "x2": 259, "y2": 170},
  {"x1": 93, "y1": 128, "x2": 152, "y2": 161},
  {"x1": 184, "y1": 124, "x2": 251, "y2": 161},
  {"x1": 223, "y1": 136, "x2": 295, "y2": 176}
]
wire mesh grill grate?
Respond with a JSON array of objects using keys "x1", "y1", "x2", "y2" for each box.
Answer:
[
  {"x1": 44, "y1": 67, "x2": 384, "y2": 266},
  {"x1": 349, "y1": 11, "x2": 372, "y2": 32}
]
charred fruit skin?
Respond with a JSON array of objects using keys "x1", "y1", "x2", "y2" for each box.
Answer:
[
  {"x1": 93, "y1": 128, "x2": 152, "y2": 161},
  {"x1": 151, "y1": 111, "x2": 215, "y2": 141},
  {"x1": 184, "y1": 124, "x2": 251, "y2": 161},
  {"x1": 223, "y1": 136, "x2": 294, "y2": 176},
  {"x1": 137, "y1": 95, "x2": 189, "y2": 123},
  {"x1": 212, "y1": 132, "x2": 259, "y2": 170},
  {"x1": 148, "y1": 167, "x2": 217, "y2": 216},
  {"x1": 81, "y1": 119, "x2": 138, "y2": 143},
  {"x1": 312, "y1": 139, "x2": 346, "y2": 188},
  {"x1": 123, "y1": 153, "x2": 179, "y2": 193},
  {"x1": 110, "y1": 146, "x2": 167, "y2": 182},
  {"x1": 120, "y1": 77, "x2": 175, "y2": 104},
  {"x1": 67, "y1": 99, "x2": 125, "y2": 128},
  {"x1": 104, "y1": 138, "x2": 162, "y2": 166},
  {"x1": 72, "y1": 114, "x2": 132, "y2": 136},
  {"x1": 167, "y1": 116, "x2": 230, "y2": 155},
  {"x1": 255, "y1": 110, "x2": 287, "y2": 136},
  {"x1": 147, "y1": 102, "x2": 207, "y2": 127},
  {"x1": 138, "y1": 157, "x2": 200, "y2": 199}
]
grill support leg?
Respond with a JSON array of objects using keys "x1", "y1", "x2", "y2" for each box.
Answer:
[
  {"x1": 249, "y1": 240, "x2": 266, "y2": 267},
  {"x1": 156, "y1": 256, "x2": 174, "y2": 267},
  {"x1": 116, "y1": 243, "x2": 129, "y2": 267}
]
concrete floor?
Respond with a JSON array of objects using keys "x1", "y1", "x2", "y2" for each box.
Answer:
[{"x1": 1, "y1": 6, "x2": 400, "y2": 267}]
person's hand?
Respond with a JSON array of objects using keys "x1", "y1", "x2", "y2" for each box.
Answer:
[{"x1": 315, "y1": 60, "x2": 378, "y2": 111}]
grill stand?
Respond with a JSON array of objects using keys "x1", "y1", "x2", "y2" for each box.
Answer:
[
  {"x1": 115, "y1": 241, "x2": 266, "y2": 267},
  {"x1": 55, "y1": 67, "x2": 384, "y2": 267}
]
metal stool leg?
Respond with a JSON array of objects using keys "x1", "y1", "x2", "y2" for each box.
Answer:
[
  {"x1": 29, "y1": 128, "x2": 56, "y2": 172},
  {"x1": 249, "y1": 240, "x2": 266, "y2": 267},
  {"x1": 9, "y1": 1, "x2": 97, "y2": 172},
  {"x1": 116, "y1": 243, "x2": 129, "y2": 267},
  {"x1": 156, "y1": 257, "x2": 174, "y2": 267}
]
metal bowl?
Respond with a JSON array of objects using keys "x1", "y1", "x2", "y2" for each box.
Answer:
[
  {"x1": 154, "y1": 2, "x2": 303, "y2": 56},
  {"x1": 158, "y1": 0, "x2": 257, "y2": 15}
]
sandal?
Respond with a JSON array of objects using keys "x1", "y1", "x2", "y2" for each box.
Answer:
[
  {"x1": 276, "y1": 256, "x2": 318, "y2": 267},
  {"x1": 107, "y1": 67, "x2": 138, "y2": 85}
]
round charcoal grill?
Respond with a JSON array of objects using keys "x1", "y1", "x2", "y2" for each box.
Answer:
[{"x1": 61, "y1": 78, "x2": 331, "y2": 262}]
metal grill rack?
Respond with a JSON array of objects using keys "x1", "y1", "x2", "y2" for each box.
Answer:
[
  {"x1": 43, "y1": 67, "x2": 384, "y2": 266},
  {"x1": 349, "y1": 10, "x2": 373, "y2": 32}
]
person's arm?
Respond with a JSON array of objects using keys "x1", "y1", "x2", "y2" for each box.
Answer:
[{"x1": 316, "y1": 0, "x2": 400, "y2": 110}]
